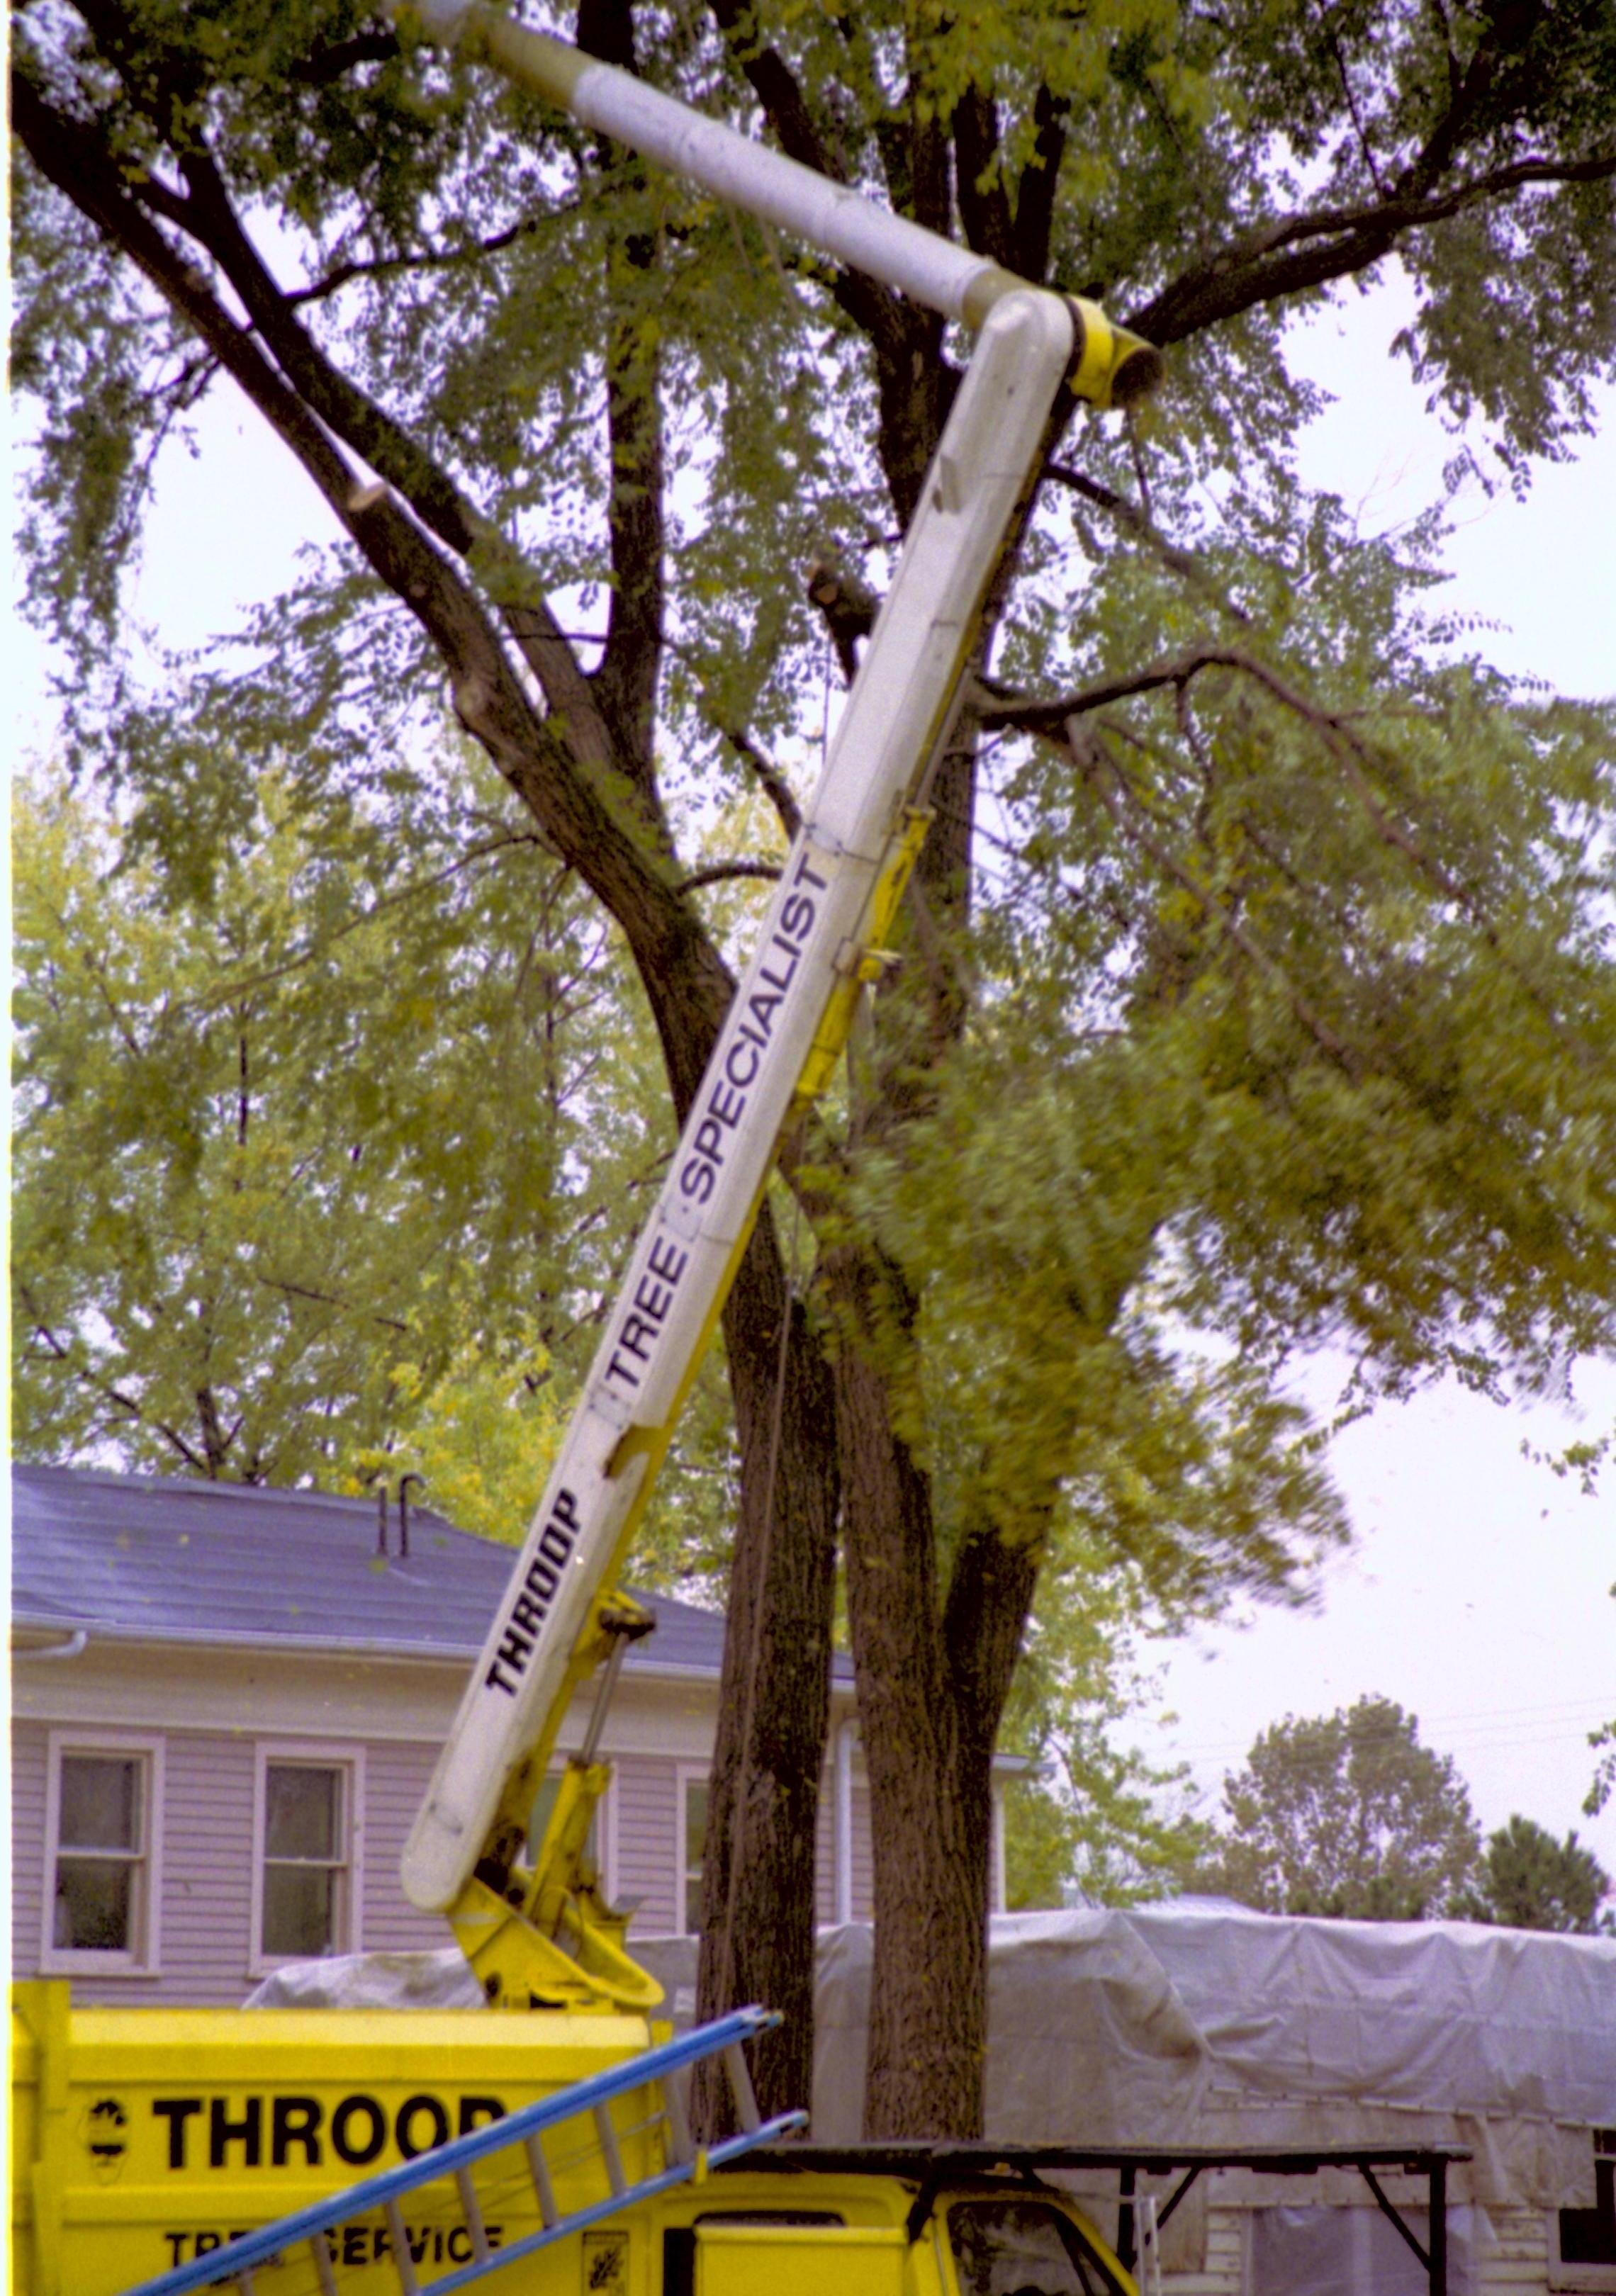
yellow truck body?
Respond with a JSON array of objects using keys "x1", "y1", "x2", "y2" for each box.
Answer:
[
  {"x1": 11, "y1": 1983, "x2": 658, "y2": 2292},
  {"x1": 10, "y1": 1982, "x2": 1137, "y2": 2296}
]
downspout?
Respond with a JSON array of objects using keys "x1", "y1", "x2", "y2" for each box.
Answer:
[{"x1": 834, "y1": 1720, "x2": 857, "y2": 1928}]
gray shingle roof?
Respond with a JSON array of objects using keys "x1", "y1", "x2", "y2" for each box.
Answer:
[{"x1": 9, "y1": 1462, "x2": 755, "y2": 1675}]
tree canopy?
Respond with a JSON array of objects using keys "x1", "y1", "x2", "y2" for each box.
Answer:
[
  {"x1": 1198, "y1": 1694, "x2": 1483, "y2": 1919},
  {"x1": 1199, "y1": 1700, "x2": 1615, "y2": 1930},
  {"x1": 11, "y1": 0, "x2": 1616, "y2": 2134},
  {"x1": 1465, "y1": 1813, "x2": 1612, "y2": 1933},
  {"x1": 10, "y1": 748, "x2": 795, "y2": 1555},
  {"x1": 11, "y1": 748, "x2": 670, "y2": 1502}
]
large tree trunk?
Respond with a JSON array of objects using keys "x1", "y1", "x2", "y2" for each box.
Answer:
[
  {"x1": 692, "y1": 1209, "x2": 839, "y2": 2130},
  {"x1": 828, "y1": 1245, "x2": 1041, "y2": 2137},
  {"x1": 834, "y1": 1312, "x2": 987, "y2": 2133}
]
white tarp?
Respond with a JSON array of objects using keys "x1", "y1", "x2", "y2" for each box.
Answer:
[
  {"x1": 245, "y1": 1904, "x2": 1616, "y2": 2207},
  {"x1": 245, "y1": 1946, "x2": 486, "y2": 2010},
  {"x1": 1113, "y1": 1903, "x2": 1616, "y2": 2122},
  {"x1": 803, "y1": 1910, "x2": 1614, "y2": 2206},
  {"x1": 639, "y1": 1907, "x2": 1615, "y2": 2205}
]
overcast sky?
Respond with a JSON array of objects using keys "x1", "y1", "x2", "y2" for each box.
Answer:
[
  {"x1": 8, "y1": 252, "x2": 1613, "y2": 1870},
  {"x1": 1137, "y1": 266, "x2": 1616, "y2": 1868}
]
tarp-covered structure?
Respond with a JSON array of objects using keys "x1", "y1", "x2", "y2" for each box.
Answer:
[
  {"x1": 795, "y1": 1907, "x2": 1614, "y2": 2213},
  {"x1": 648, "y1": 1904, "x2": 1611, "y2": 2291},
  {"x1": 250, "y1": 1903, "x2": 1615, "y2": 2214}
]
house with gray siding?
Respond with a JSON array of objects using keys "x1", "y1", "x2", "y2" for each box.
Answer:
[{"x1": 11, "y1": 1464, "x2": 1004, "y2": 2007}]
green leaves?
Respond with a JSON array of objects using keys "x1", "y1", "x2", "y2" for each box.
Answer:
[
  {"x1": 10, "y1": 743, "x2": 673, "y2": 1489},
  {"x1": 1199, "y1": 1694, "x2": 1483, "y2": 1920},
  {"x1": 1202, "y1": 1705, "x2": 1615, "y2": 1931},
  {"x1": 1464, "y1": 1813, "x2": 1612, "y2": 1935}
]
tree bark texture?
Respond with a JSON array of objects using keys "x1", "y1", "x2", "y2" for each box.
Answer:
[
  {"x1": 827, "y1": 1244, "x2": 1043, "y2": 2137},
  {"x1": 695, "y1": 1239, "x2": 839, "y2": 2134}
]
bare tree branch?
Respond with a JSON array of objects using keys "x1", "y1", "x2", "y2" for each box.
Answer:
[
  {"x1": 1043, "y1": 461, "x2": 1252, "y2": 623},
  {"x1": 1133, "y1": 137, "x2": 1615, "y2": 347},
  {"x1": 678, "y1": 860, "x2": 785, "y2": 893},
  {"x1": 287, "y1": 208, "x2": 570, "y2": 308},
  {"x1": 17, "y1": 1288, "x2": 215, "y2": 1473},
  {"x1": 1062, "y1": 716, "x2": 1362, "y2": 1073},
  {"x1": 722, "y1": 726, "x2": 804, "y2": 845}
]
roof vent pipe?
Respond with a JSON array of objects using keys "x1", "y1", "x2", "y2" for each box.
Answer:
[{"x1": 398, "y1": 1473, "x2": 425, "y2": 1561}]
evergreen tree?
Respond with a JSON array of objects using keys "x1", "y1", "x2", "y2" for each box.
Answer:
[{"x1": 1467, "y1": 1813, "x2": 1612, "y2": 1933}]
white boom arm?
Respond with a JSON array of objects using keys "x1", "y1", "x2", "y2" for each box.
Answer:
[{"x1": 396, "y1": 4, "x2": 1158, "y2": 1938}]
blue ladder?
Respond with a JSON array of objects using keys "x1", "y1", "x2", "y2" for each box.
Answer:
[{"x1": 120, "y1": 2005, "x2": 804, "y2": 2296}]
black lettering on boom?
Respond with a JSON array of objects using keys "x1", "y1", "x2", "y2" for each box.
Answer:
[
  {"x1": 674, "y1": 849, "x2": 826, "y2": 1212},
  {"x1": 484, "y1": 1494, "x2": 578, "y2": 1695},
  {"x1": 606, "y1": 1231, "x2": 692, "y2": 1391}
]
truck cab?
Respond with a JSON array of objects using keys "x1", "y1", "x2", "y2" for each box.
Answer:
[{"x1": 674, "y1": 2166, "x2": 1134, "y2": 2296}]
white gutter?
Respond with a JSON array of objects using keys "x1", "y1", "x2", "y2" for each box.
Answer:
[
  {"x1": 10, "y1": 1630, "x2": 89, "y2": 1661},
  {"x1": 5, "y1": 1620, "x2": 786, "y2": 1684}
]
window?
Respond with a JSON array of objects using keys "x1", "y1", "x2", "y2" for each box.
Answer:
[
  {"x1": 947, "y1": 2197, "x2": 1125, "y2": 2296},
  {"x1": 679, "y1": 1770, "x2": 708, "y2": 1936},
  {"x1": 1552, "y1": 2130, "x2": 1616, "y2": 2291},
  {"x1": 43, "y1": 1734, "x2": 163, "y2": 1974},
  {"x1": 251, "y1": 1748, "x2": 362, "y2": 1969}
]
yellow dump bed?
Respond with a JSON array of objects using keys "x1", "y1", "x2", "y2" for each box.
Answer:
[{"x1": 11, "y1": 1981, "x2": 656, "y2": 2293}]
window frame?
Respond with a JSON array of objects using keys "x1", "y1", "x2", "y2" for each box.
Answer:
[
  {"x1": 41, "y1": 1729, "x2": 165, "y2": 1977},
  {"x1": 941, "y1": 2191, "x2": 1129, "y2": 2296},
  {"x1": 248, "y1": 1742, "x2": 364, "y2": 1975},
  {"x1": 1550, "y1": 2129, "x2": 1616, "y2": 2291},
  {"x1": 677, "y1": 1764, "x2": 708, "y2": 1937}
]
